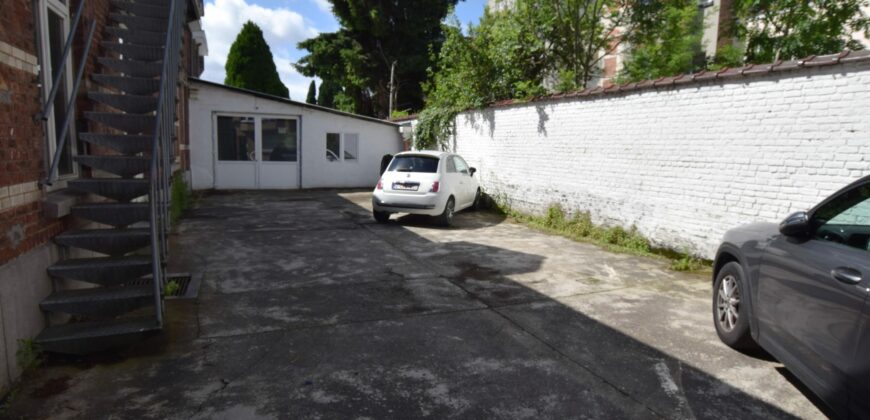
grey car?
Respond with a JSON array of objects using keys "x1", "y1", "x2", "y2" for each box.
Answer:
[{"x1": 713, "y1": 175, "x2": 870, "y2": 419}]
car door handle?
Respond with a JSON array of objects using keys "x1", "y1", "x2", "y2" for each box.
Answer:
[{"x1": 831, "y1": 267, "x2": 863, "y2": 285}]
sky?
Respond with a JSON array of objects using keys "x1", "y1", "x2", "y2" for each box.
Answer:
[{"x1": 200, "y1": 0, "x2": 488, "y2": 101}]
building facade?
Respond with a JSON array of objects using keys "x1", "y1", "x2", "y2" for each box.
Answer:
[{"x1": 0, "y1": 0, "x2": 206, "y2": 395}]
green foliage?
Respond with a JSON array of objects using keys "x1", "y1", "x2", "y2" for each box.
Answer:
[
  {"x1": 731, "y1": 0, "x2": 870, "y2": 63},
  {"x1": 390, "y1": 109, "x2": 410, "y2": 118},
  {"x1": 620, "y1": 1, "x2": 704, "y2": 82},
  {"x1": 708, "y1": 43, "x2": 746, "y2": 70},
  {"x1": 164, "y1": 280, "x2": 180, "y2": 297},
  {"x1": 486, "y1": 198, "x2": 710, "y2": 272},
  {"x1": 170, "y1": 176, "x2": 191, "y2": 225},
  {"x1": 670, "y1": 253, "x2": 707, "y2": 272},
  {"x1": 296, "y1": 0, "x2": 459, "y2": 117},
  {"x1": 305, "y1": 81, "x2": 317, "y2": 104},
  {"x1": 317, "y1": 79, "x2": 340, "y2": 108},
  {"x1": 16, "y1": 339, "x2": 43, "y2": 372},
  {"x1": 225, "y1": 21, "x2": 289, "y2": 98}
]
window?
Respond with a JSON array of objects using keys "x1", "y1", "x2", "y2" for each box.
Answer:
[
  {"x1": 344, "y1": 134, "x2": 358, "y2": 160},
  {"x1": 217, "y1": 116, "x2": 255, "y2": 161},
  {"x1": 387, "y1": 155, "x2": 439, "y2": 173},
  {"x1": 39, "y1": 0, "x2": 76, "y2": 177},
  {"x1": 325, "y1": 133, "x2": 359, "y2": 162},
  {"x1": 813, "y1": 184, "x2": 870, "y2": 252},
  {"x1": 446, "y1": 157, "x2": 456, "y2": 173},
  {"x1": 453, "y1": 156, "x2": 469, "y2": 174},
  {"x1": 326, "y1": 133, "x2": 341, "y2": 161},
  {"x1": 262, "y1": 119, "x2": 297, "y2": 162}
]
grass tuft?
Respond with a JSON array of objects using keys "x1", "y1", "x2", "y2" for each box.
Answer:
[{"x1": 485, "y1": 196, "x2": 711, "y2": 273}]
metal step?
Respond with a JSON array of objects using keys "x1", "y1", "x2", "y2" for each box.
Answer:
[
  {"x1": 86, "y1": 111, "x2": 155, "y2": 134},
  {"x1": 55, "y1": 228, "x2": 151, "y2": 256},
  {"x1": 105, "y1": 26, "x2": 166, "y2": 46},
  {"x1": 88, "y1": 92, "x2": 157, "y2": 114},
  {"x1": 72, "y1": 202, "x2": 150, "y2": 227},
  {"x1": 68, "y1": 178, "x2": 149, "y2": 202},
  {"x1": 111, "y1": 0, "x2": 169, "y2": 18},
  {"x1": 92, "y1": 74, "x2": 160, "y2": 95},
  {"x1": 35, "y1": 317, "x2": 160, "y2": 354},
  {"x1": 73, "y1": 155, "x2": 150, "y2": 178},
  {"x1": 98, "y1": 57, "x2": 162, "y2": 77},
  {"x1": 102, "y1": 42, "x2": 164, "y2": 62},
  {"x1": 110, "y1": 12, "x2": 167, "y2": 32},
  {"x1": 47, "y1": 256, "x2": 152, "y2": 285},
  {"x1": 79, "y1": 133, "x2": 152, "y2": 154},
  {"x1": 40, "y1": 285, "x2": 154, "y2": 317}
]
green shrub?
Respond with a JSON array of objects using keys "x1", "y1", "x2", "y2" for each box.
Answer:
[{"x1": 164, "y1": 280, "x2": 180, "y2": 297}]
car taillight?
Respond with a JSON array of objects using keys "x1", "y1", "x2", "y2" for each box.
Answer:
[
  {"x1": 430, "y1": 181, "x2": 440, "y2": 193},
  {"x1": 376, "y1": 179, "x2": 383, "y2": 190}
]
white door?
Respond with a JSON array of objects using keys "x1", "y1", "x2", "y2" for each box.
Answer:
[{"x1": 214, "y1": 115, "x2": 299, "y2": 189}]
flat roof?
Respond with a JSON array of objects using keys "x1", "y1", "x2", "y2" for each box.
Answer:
[{"x1": 189, "y1": 78, "x2": 399, "y2": 128}]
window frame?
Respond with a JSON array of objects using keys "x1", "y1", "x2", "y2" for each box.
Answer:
[
  {"x1": 808, "y1": 179, "x2": 870, "y2": 252},
  {"x1": 325, "y1": 132, "x2": 360, "y2": 163},
  {"x1": 38, "y1": 0, "x2": 78, "y2": 187}
]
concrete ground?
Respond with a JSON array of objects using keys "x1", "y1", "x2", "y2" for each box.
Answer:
[{"x1": 2, "y1": 190, "x2": 826, "y2": 419}]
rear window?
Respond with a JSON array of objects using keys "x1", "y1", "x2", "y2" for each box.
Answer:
[{"x1": 388, "y1": 156, "x2": 439, "y2": 173}]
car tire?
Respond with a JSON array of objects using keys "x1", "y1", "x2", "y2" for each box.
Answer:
[
  {"x1": 436, "y1": 196, "x2": 455, "y2": 227},
  {"x1": 471, "y1": 188, "x2": 481, "y2": 211},
  {"x1": 373, "y1": 210, "x2": 390, "y2": 224},
  {"x1": 713, "y1": 262, "x2": 756, "y2": 349}
]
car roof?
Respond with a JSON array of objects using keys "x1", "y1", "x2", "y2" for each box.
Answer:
[{"x1": 395, "y1": 150, "x2": 450, "y2": 158}]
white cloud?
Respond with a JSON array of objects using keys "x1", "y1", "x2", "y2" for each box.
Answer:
[
  {"x1": 311, "y1": 0, "x2": 331, "y2": 14},
  {"x1": 201, "y1": 0, "x2": 320, "y2": 100}
]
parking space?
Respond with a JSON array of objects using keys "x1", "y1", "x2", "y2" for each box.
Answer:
[{"x1": 3, "y1": 190, "x2": 824, "y2": 419}]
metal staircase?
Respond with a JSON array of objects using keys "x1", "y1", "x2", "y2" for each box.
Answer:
[{"x1": 35, "y1": 0, "x2": 186, "y2": 354}]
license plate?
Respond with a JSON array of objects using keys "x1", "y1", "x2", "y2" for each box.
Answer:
[{"x1": 392, "y1": 182, "x2": 418, "y2": 191}]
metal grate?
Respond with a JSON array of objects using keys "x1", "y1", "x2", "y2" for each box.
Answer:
[{"x1": 127, "y1": 273, "x2": 198, "y2": 299}]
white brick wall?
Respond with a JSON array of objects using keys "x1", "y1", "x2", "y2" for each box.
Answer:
[{"x1": 451, "y1": 62, "x2": 870, "y2": 258}]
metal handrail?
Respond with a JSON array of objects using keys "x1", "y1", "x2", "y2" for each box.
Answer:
[
  {"x1": 36, "y1": 0, "x2": 87, "y2": 122},
  {"x1": 149, "y1": 0, "x2": 187, "y2": 327},
  {"x1": 43, "y1": 19, "x2": 96, "y2": 187}
]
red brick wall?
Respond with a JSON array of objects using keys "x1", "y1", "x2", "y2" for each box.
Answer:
[{"x1": 0, "y1": 0, "x2": 37, "y2": 53}]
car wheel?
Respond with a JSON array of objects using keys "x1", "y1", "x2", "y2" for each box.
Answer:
[
  {"x1": 436, "y1": 196, "x2": 455, "y2": 227},
  {"x1": 471, "y1": 188, "x2": 481, "y2": 211},
  {"x1": 713, "y1": 262, "x2": 756, "y2": 349},
  {"x1": 373, "y1": 210, "x2": 390, "y2": 224}
]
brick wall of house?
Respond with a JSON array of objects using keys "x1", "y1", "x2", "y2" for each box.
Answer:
[{"x1": 452, "y1": 59, "x2": 870, "y2": 258}]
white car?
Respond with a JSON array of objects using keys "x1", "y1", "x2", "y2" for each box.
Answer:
[{"x1": 372, "y1": 151, "x2": 481, "y2": 226}]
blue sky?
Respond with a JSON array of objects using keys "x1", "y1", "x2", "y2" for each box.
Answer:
[{"x1": 201, "y1": 0, "x2": 487, "y2": 100}]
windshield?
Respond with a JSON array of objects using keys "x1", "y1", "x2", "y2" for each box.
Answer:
[{"x1": 387, "y1": 156, "x2": 439, "y2": 173}]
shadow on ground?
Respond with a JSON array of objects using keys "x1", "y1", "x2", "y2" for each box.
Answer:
[{"x1": 1, "y1": 190, "x2": 824, "y2": 419}]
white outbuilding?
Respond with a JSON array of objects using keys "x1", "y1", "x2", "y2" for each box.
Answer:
[{"x1": 187, "y1": 78, "x2": 403, "y2": 190}]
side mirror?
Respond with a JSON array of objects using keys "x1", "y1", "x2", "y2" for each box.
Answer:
[
  {"x1": 779, "y1": 211, "x2": 810, "y2": 237},
  {"x1": 469, "y1": 167, "x2": 477, "y2": 176}
]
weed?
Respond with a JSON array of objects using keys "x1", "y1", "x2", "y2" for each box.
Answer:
[
  {"x1": 16, "y1": 339, "x2": 43, "y2": 373},
  {"x1": 170, "y1": 176, "x2": 192, "y2": 225},
  {"x1": 489, "y1": 200, "x2": 709, "y2": 272},
  {"x1": 670, "y1": 253, "x2": 707, "y2": 272},
  {"x1": 164, "y1": 280, "x2": 180, "y2": 297}
]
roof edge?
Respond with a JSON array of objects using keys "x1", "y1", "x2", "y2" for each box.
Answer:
[{"x1": 188, "y1": 78, "x2": 399, "y2": 127}]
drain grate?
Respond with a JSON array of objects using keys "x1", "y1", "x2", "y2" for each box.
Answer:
[
  {"x1": 164, "y1": 274, "x2": 192, "y2": 297},
  {"x1": 127, "y1": 273, "x2": 200, "y2": 299}
]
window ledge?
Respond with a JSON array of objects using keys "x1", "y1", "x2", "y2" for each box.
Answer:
[{"x1": 43, "y1": 188, "x2": 86, "y2": 219}]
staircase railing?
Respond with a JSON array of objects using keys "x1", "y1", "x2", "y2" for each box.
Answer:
[
  {"x1": 150, "y1": 0, "x2": 187, "y2": 327},
  {"x1": 40, "y1": 0, "x2": 96, "y2": 187}
]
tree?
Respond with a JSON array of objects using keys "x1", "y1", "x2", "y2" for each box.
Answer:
[
  {"x1": 225, "y1": 21, "x2": 289, "y2": 98},
  {"x1": 731, "y1": 0, "x2": 870, "y2": 63},
  {"x1": 619, "y1": 1, "x2": 705, "y2": 83},
  {"x1": 317, "y1": 79, "x2": 340, "y2": 108},
  {"x1": 306, "y1": 81, "x2": 317, "y2": 104},
  {"x1": 296, "y1": 0, "x2": 459, "y2": 117}
]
